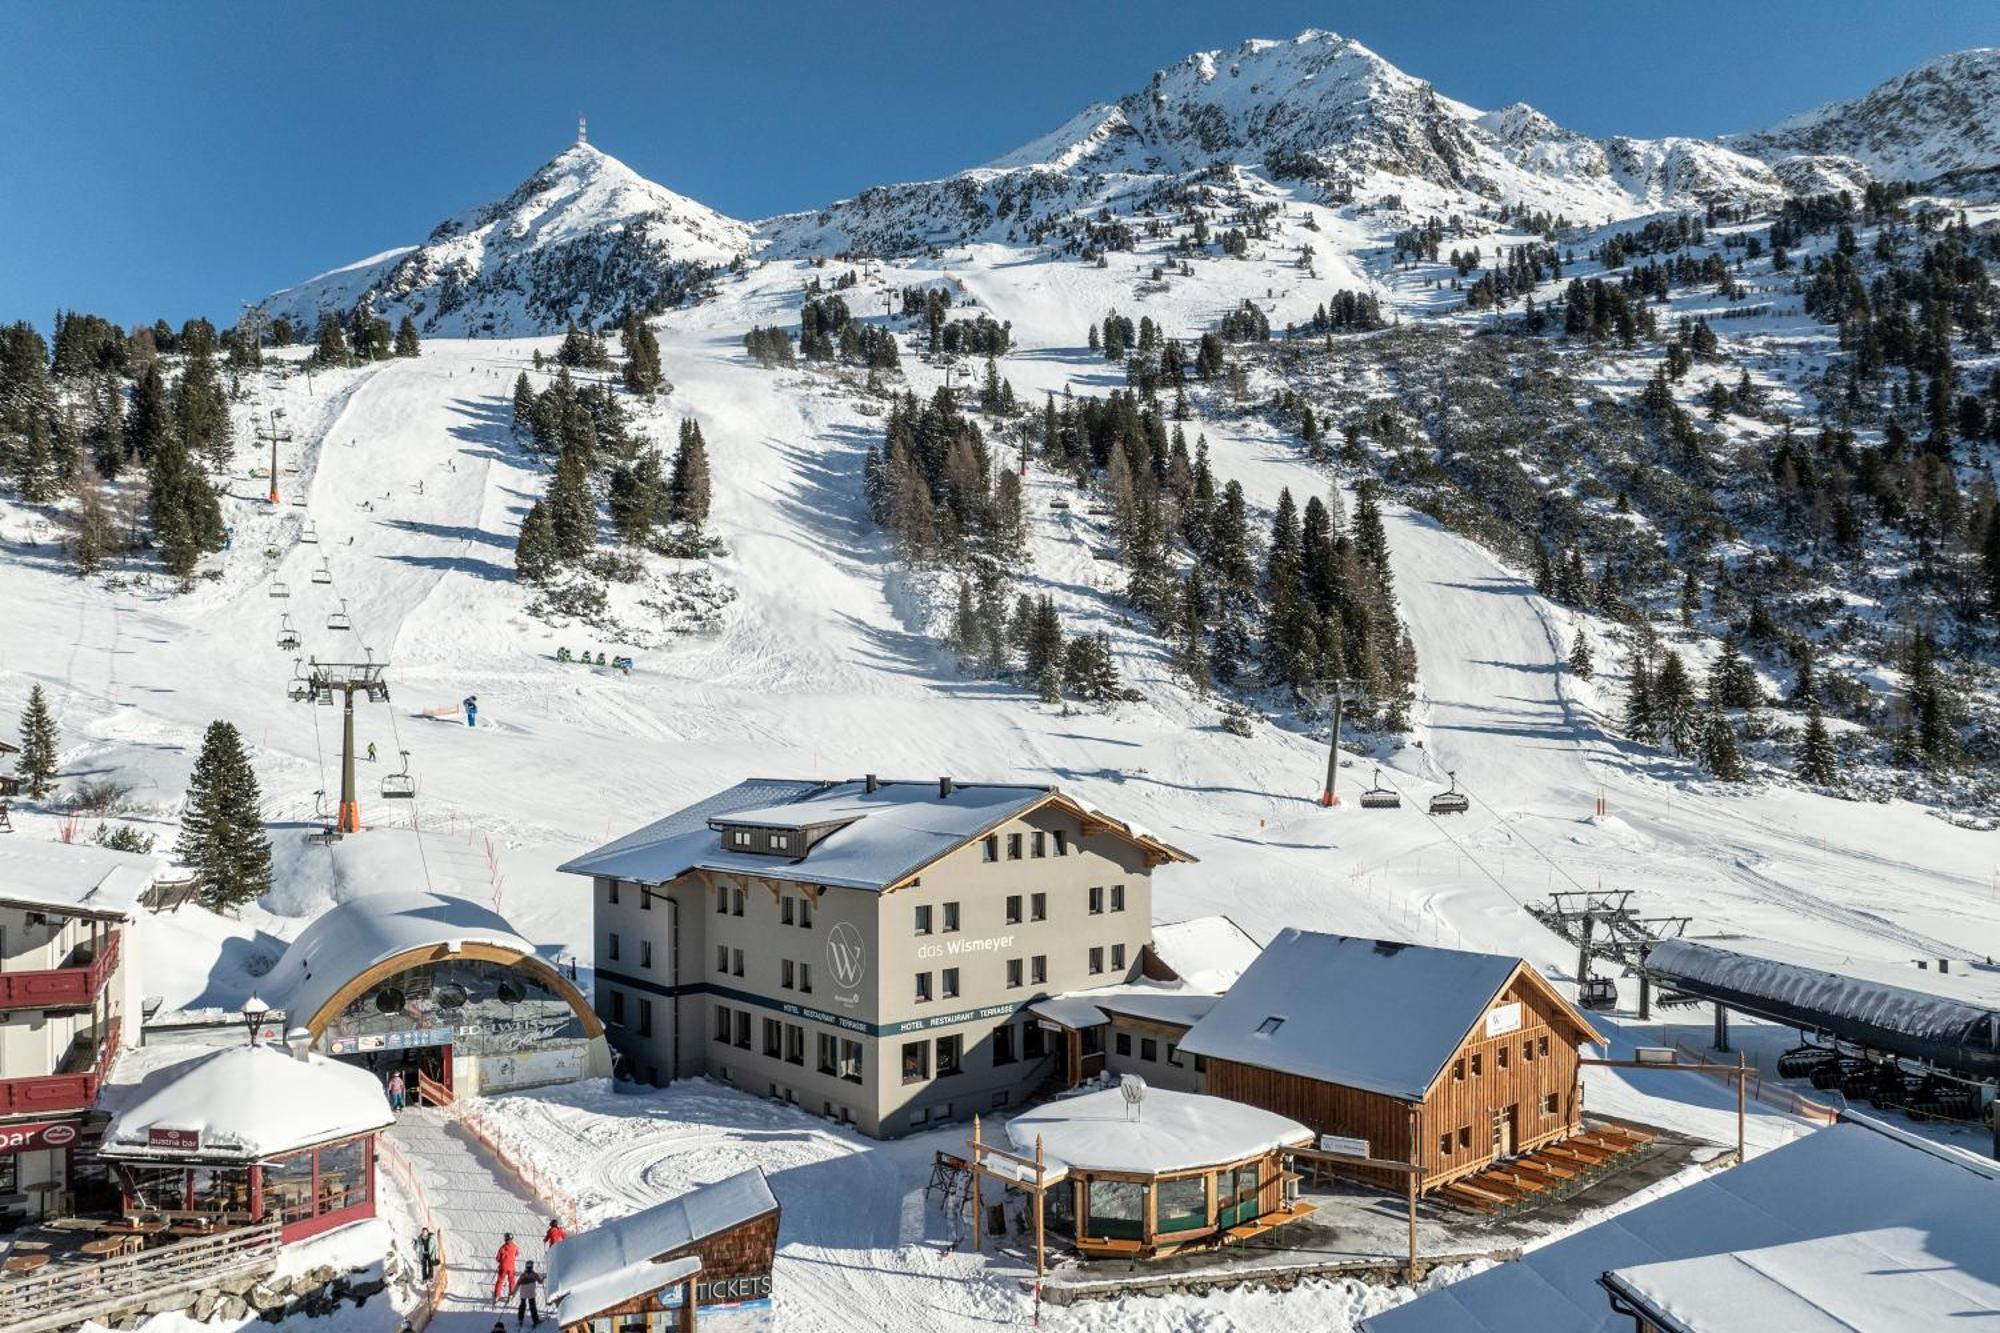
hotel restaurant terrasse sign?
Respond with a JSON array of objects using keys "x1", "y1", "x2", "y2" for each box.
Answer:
[{"x1": 1485, "y1": 1001, "x2": 1523, "y2": 1038}]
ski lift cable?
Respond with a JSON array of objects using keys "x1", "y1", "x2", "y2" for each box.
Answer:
[
  {"x1": 383, "y1": 688, "x2": 433, "y2": 893},
  {"x1": 1361, "y1": 766, "x2": 1529, "y2": 913}
]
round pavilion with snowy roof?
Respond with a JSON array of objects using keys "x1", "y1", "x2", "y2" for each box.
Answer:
[
  {"x1": 99, "y1": 1042, "x2": 392, "y2": 1242},
  {"x1": 259, "y1": 890, "x2": 610, "y2": 1103},
  {"x1": 997, "y1": 1083, "x2": 1313, "y2": 1257}
]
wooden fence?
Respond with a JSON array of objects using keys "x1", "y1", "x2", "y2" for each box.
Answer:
[
  {"x1": 0, "y1": 1221, "x2": 282, "y2": 1333},
  {"x1": 456, "y1": 1102, "x2": 579, "y2": 1230}
]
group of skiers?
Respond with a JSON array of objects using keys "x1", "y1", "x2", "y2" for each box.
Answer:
[{"x1": 489, "y1": 1219, "x2": 566, "y2": 1326}]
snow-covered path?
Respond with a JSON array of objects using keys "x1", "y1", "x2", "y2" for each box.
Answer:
[{"x1": 388, "y1": 1109, "x2": 555, "y2": 1331}]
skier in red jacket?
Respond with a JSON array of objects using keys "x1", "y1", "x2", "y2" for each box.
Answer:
[
  {"x1": 492, "y1": 1232, "x2": 519, "y2": 1302},
  {"x1": 543, "y1": 1218, "x2": 566, "y2": 1247}
]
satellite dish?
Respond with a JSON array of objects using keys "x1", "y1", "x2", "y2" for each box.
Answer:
[{"x1": 1120, "y1": 1074, "x2": 1148, "y2": 1122}]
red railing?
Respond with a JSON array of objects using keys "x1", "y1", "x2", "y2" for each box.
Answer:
[
  {"x1": 0, "y1": 929, "x2": 120, "y2": 1012},
  {"x1": 0, "y1": 1016, "x2": 121, "y2": 1116}
]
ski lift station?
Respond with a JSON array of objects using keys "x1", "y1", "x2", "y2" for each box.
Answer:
[{"x1": 243, "y1": 891, "x2": 611, "y2": 1103}]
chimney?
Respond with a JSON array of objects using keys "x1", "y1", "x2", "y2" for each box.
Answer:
[
  {"x1": 865, "y1": 774, "x2": 878, "y2": 794},
  {"x1": 939, "y1": 776, "x2": 954, "y2": 799}
]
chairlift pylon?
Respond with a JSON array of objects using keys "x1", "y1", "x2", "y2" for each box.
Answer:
[
  {"x1": 326, "y1": 599, "x2": 352, "y2": 632},
  {"x1": 380, "y1": 749, "x2": 415, "y2": 800},
  {"x1": 1428, "y1": 770, "x2": 1470, "y2": 816},
  {"x1": 1359, "y1": 768, "x2": 1402, "y2": 810}
]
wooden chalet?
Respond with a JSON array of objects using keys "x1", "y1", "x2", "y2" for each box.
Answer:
[{"x1": 1179, "y1": 930, "x2": 1605, "y2": 1194}]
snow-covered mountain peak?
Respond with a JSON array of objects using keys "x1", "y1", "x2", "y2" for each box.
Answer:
[
  {"x1": 1729, "y1": 47, "x2": 2000, "y2": 187},
  {"x1": 259, "y1": 141, "x2": 750, "y2": 338}
]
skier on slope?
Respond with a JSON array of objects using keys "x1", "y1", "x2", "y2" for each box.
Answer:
[
  {"x1": 543, "y1": 1218, "x2": 565, "y2": 1247},
  {"x1": 463, "y1": 695, "x2": 479, "y2": 727},
  {"x1": 515, "y1": 1260, "x2": 545, "y2": 1326},
  {"x1": 492, "y1": 1232, "x2": 519, "y2": 1302}
]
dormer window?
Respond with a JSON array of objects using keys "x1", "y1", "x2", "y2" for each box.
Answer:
[
  {"x1": 1255, "y1": 1016, "x2": 1285, "y2": 1036},
  {"x1": 730, "y1": 829, "x2": 752, "y2": 848},
  {"x1": 771, "y1": 833, "x2": 790, "y2": 851}
]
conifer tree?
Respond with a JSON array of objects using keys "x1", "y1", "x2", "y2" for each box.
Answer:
[
  {"x1": 311, "y1": 317, "x2": 351, "y2": 368},
  {"x1": 172, "y1": 339, "x2": 232, "y2": 472},
  {"x1": 1175, "y1": 572, "x2": 1210, "y2": 695},
  {"x1": 1567, "y1": 631, "x2": 1594, "y2": 680},
  {"x1": 1024, "y1": 597, "x2": 1065, "y2": 680},
  {"x1": 669, "y1": 419, "x2": 711, "y2": 529},
  {"x1": 147, "y1": 424, "x2": 223, "y2": 579},
  {"x1": 15, "y1": 684, "x2": 58, "y2": 798},
  {"x1": 514, "y1": 499, "x2": 557, "y2": 582},
  {"x1": 950, "y1": 581, "x2": 980, "y2": 661},
  {"x1": 69, "y1": 465, "x2": 112, "y2": 575},
  {"x1": 1624, "y1": 648, "x2": 1657, "y2": 744},
  {"x1": 1796, "y1": 698, "x2": 1837, "y2": 785},
  {"x1": 1062, "y1": 632, "x2": 1121, "y2": 703},
  {"x1": 511, "y1": 373, "x2": 538, "y2": 443},
  {"x1": 124, "y1": 361, "x2": 172, "y2": 466},
  {"x1": 175, "y1": 720, "x2": 273, "y2": 910},
  {"x1": 1653, "y1": 651, "x2": 1699, "y2": 755},
  {"x1": 622, "y1": 315, "x2": 664, "y2": 395},
  {"x1": 546, "y1": 446, "x2": 595, "y2": 563},
  {"x1": 1708, "y1": 635, "x2": 1760, "y2": 710},
  {"x1": 393, "y1": 315, "x2": 421, "y2": 358},
  {"x1": 1700, "y1": 704, "x2": 1746, "y2": 782}
]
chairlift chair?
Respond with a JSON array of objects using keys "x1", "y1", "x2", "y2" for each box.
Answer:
[
  {"x1": 1359, "y1": 768, "x2": 1401, "y2": 809},
  {"x1": 1428, "y1": 771, "x2": 1470, "y2": 816},
  {"x1": 326, "y1": 600, "x2": 352, "y2": 632},
  {"x1": 276, "y1": 615, "x2": 300, "y2": 652},
  {"x1": 312, "y1": 559, "x2": 332, "y2": 585},
  {"x1": 269, "y1": 579, "x2": 290, "y2": 599},
  {"x1": 286, "y1": 658, "x2": 310, "y2": 702},
  {"x1": 380, "y1": 750, "x2": 416, "y2": 800},
  {"x1": 300, "y1": 523, "x2": 318, "y2": 544}
]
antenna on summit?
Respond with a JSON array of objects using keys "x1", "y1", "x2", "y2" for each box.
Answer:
[{"x1": 577, "y1": 113, "x2": 588, "y2": 146}]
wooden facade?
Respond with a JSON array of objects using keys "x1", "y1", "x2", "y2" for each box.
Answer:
[
  {"x1": 561, "y1": 1207, "x2": 779, "y2": 1333},
  {"x1": 1205, "y1": 964, "x2": 1598, "y2": 1194}
]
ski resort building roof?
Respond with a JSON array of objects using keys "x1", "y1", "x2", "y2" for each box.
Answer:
[
  {"x1": 1030, "y1": 984, "x2": 1219, "y2": 1033},
  {"x1": 1179, "y1": 929, "x2": 1603, "y2": 1102},
  {"x1": 99, "y1": 1042, "x2": 392, "y2": 1162},
  {"x1": 545, "y1": 1167, "x2": 777, "y2": 1316},
  {"x1": 0, "y1": 837, "x2": 156, "y2": 919},
  {"x1": 559, "y1": 776, "x2": 1192, "y2": 893},
  {"x1": 1645, "y1": 938, "x2": 2000, "y2": 1078},
  {"x1": 1005, "y1": 1085, "x2": 1311, "y2": 1179},
  {"x1": 258, "y1": 890, "x2": 559, "y2": 1032},
  {"x1": 1363, "y1": 1118, "x2": 2000, "y2": 1333},
  {"x1": 1148, "y1": 914, "x2": 1262, "y2": 992}
]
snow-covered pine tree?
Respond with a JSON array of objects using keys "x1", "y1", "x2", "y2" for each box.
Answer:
[
  {"x1": 1797, "y1": 697, "x2": 1837, "y2": 785},
  {"x1": 1623, "y1": 648, "x2": 1657, "y2": 744},
  {"x1": 1708, "y1": 635, "x2": 1760, "y2": 709},
  {"x1": 1653, "y1": 651, "x2": 1700, "y2": 755},
  {"x1": 1700, "y1": 703, "x2": 1746, "y2": 781},
  {"x1": 15, "y1": 684, "x2": 57, "y2": 797},
  {"x1": 394, "y1": 315, "x2": 421, "y2": 358},
  {"x1": 511, "y1": 373, "x2": 538, "y2": 444},
  {"x1": 514, "y1": 499, "x2": 557, "y2": 582},
  {"x1": 1062, "y1": 632, "x2": 1121, "y2": 703},
  {"x1": 176, "y1": 720, "x2": 273, "y2": 911},
  {"x1": 1176, "y1": 571, "x2": 1210, "y2": 695},
  {"x1": 1567, "y1": 630, "x2": 1594, "y2": 679},
  {"x1": 124, "y1": 361, "x2": 172, "y2": 466},
  {"x1": 669, "y1": 419, "x2": 711, "y2": 529}
]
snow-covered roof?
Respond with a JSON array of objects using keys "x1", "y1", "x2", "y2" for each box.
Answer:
[
  {"x1": 1149, "y1": 915, "x2": 1263, "y2": 993},
  {"x1": 559, "y1": 777, "x2": 1190, "y2": 893},
  {"x1": 1031, "y1": 984, "x2": 1217, "y2": 1032},
  {"x1": 1363, "y1": 1118, "x2": 2000, "y2": 1333},
  {"x1": 100, "y1": 1043, "x2": 391, "y2": 1161},
  {"x1": 1180, "y1": 929, "x2": 1600, "y2": 1102},
  {"x1": 260, "y1": 890, "x2": 542, "y2": 1028},
  {"x1": 546, "y1": 1168, "x2": 776, "y2": 1317},
  {"x1": 1646, "y1": 938, "x2": 2000, "y2": 1058},
  {"x1": 1006, "y1": 1086, "x2": 1310, "y2": 1177},
  {"x1": 0, "y1": 837, "x2": 156, "y2": 918}
]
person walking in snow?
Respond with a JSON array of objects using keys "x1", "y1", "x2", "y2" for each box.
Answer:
[
  {"x1": 463, "y1": 695, "x2": 479, "y2": 727},
  {"x1": 515, "y1": 1260, "x2": 545, "y2": 1326},
  {"x1": 366, "y1": 741, "x2": 378, "y2": 763},
  {"x1": 416, "y1": 1227, "x2": 438, "y2": 1282},
  {"x1": 492, "y1": 1232, "x2": 519, "y2": 1302},
  {"x1": 543, "y1": 1218, "x2": 565, "y2": 1247},
  {"x1": 386, "y1": 1070, "x2": 406, "y2": 1111}
]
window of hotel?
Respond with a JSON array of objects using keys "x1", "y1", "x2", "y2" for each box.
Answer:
[
  {"x1": 716, "y1": 945, "x2": 728, "y2": 975},
  {"x1": 638, "y1": 999, "x2": 653, "y2": 1037},
  {"x1": 1471, "y1": 1053, "x2": 1483, "y2": 1078},
  {"x1": 1140, "y1": 1038, "x2": 1157, "y2": 1062},
  {"x1": 1031, "y1": 893, "x2": 1047, "y2": 922},
  {"x1": 914, "y1": 905, "x2": 933, "y2": 936},
  {"x1": 1053, "y1": 830, "x2": 1068, "y2": 856},
  {"x1": 772, "y1": 833, "x2": 790, "y2": 851},
  {"x1": 640, "y1": 940, "x2": 652, "y2": 969},
  {"x1": 732, "y1": 889, "x2": 744, "y2": 916},
  {"x1": 1114, "y1": 1032, "x2": 1132, "y2": 1056},
  {"x1": 799, "y1": 962, "x2": 813, "y2": 994},
  {"x1": 799, "y1": 897, "x2": 813, "y2": 928},
  {"x1": 936, "y1": 1034, "x2": 963, "y2": 1077},
  {"x1": 609, "y1": 990, "x2": 625, "y2": 1026},
  {"x1": 714, "y1": 1006, "x2": 732, "y2": 1042},
  {"x1": 915, "y1": 972, "x2": 933, "y2": 1003},
  {"x1": 1088, "y1": 886, "x2": 1104, "y2": 915},
  {"x1": 1497, "y1": 1045, "x2": 1510, "y2": 1070},
  {"x1": 1538, "y1": 1035, "x2": 1549, "y2": 1058},
  {"x1": 1167, "y1": 1043, "x2": 1182, "y2": 1068},
  {"x1": 785, "y1": 1024, "x2": 805, "y2": 1066},
  {"x1": 942, "y1": 968, "x2": 960, "y2": 1000},
  {"x1": 1523, "y1": 1038, "x2": 1534, "y2": 1062},
  {"x1": 1006, "y1": 959, "x2": 1023, "y2": 989},
  {"x1": 734, "y1": 1011, "x2": 751, "y2": 1050},
  {"x1": 1006, "y1": 834, "x2": 1022, "y2": 860},
  {"x1": 1110, "y1": 884, "x2": 1125, "y2": 912},
  {"x1": 942, "y1": 902, "x2": 960, "y2": 933},
  {"x1": 732, "y1": 948, "x2": 744, "y2": 978},
  {"x1": 1088, "y1": 947, "x2": 1104, "y2": 975},
  {"x1": 1458, "y1": 1126, "x2": 1472, "y2": 1150},
  {"x1": 1543, "y1": 1093, "x2": 1559, "y2": 1115},
  {"x1": 716, "y1": 886, "x2": 728, "y2": 914},
  {"x1": 982, "y1": 836, "x2": 998, "y2": 862},
  {"x1": 902, "y1": 1041, "x2": 929, "y2": 1084},
  {"x1": 608, "y1": 881, "x2": 620, "y2": 905},
  {"x1": 994, "y1": 1025, "x2": 1017, "y2": 1066},
  {"x1": 607, "y1": 932, "x2": 620, "y2": 962},
  {"x1": 782, "y1": 960, "x2": 796, "y2": 990},
  {"x1": 1031, "y1": 832, "x2": 1046, "y2": 857},
  {"x1": 818, "y1": 1033, "x2": 838, "y2": 1075},
  {"x1": 1024, "y1": 1023, "x2": 1048, "y2": 1059},
  {"x1": 840, "y1": 1039, "x2": 864, "y2": 1084},
  {"x1": 763, "y1": 1019, "x2": 782, "y2": 1058},
  {"x1": 782, "y1": 898, "x2": 795, "y2": 925},
  {"x1": 1440, "y1": 1133, "x2": 1453, "y2": 1157},
  {"x1": 1111, "y1": 943, "x2": 1126, "y2": 971},
  {"x1": 731, "y1": 829, "x2": 751, "y2": 848},
  {"x1": 640, "y1": 890, "x2": 651, "y2": 911},
  {"x1": 1005, "y1": 895, "x2": 1022, "y2": 925},
  {"x1": 1452, "y1": 1057, "x2": 1465, "y2": 1082},
  {"x1": 1031, "y1": 955, "x2": 1047, "y2": 985}
]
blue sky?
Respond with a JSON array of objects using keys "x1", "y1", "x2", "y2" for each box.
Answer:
[{"x1": 2, "y1": 1, "x2": 1993, "y2": 327}]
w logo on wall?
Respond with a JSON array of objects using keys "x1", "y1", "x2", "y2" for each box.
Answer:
[{"x1": 826, "y1": 921, "x2": 867, "y2": 990}]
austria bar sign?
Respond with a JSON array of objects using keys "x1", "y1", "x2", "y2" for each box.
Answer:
[
  {"x1": 148, "y1": 1127, "x2": 202, "y2": 1152},
  {"x1": 0, "y1": 1121, "x2": 79, "y2": 1153}
]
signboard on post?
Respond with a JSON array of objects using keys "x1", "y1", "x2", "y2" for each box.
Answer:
[{"x1": 1319, "y1": 1134, "x2": 1370, "y2": 1159}]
